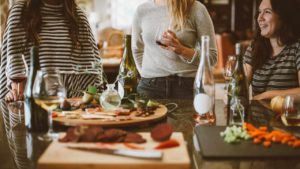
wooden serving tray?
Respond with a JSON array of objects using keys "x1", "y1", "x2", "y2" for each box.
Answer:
[
  {"x1": 38, "y1": 133, "x2": 190, "y2": 169},
  {"x1": 53, "y1": 105, "x2": 168, "y2": 127}
]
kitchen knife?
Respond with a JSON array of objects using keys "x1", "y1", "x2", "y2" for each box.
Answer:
[{"x1": 67, "y1": 145, "x2": 163, "y2": 160}]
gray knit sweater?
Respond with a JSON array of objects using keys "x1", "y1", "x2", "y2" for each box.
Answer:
[{"x1": 132, "y1": 0, "x2": 217, "y2": 78}]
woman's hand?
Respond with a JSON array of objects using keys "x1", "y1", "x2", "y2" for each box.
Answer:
[
  {"x1": 253, "y1": 88, "x2": 300, "y2": 100},
  {"x1": 5, "y1": 89, "x2": 22, "y2": 102},
  {"x1": 252, "y1": 92, "x2": 269, "y2": 100},
  {"x1": 159, "y1": 30, "x2": 196, "y2": 61},
  {"x1": 160, "y1": 30, "x2": 186, "y2": 55},
  {"x1": 5, "y1": 82, "x2": 26, "y2": 102}
]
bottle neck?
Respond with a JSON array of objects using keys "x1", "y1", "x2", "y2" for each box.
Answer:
[
  {"x1": 234, "y1": 43, "x2": 243, "y2": 72},
  {"x1": 235, "y1": 53, "x2": 243, "y2": 71},
  {"x1": 200, "y1": 36, "x2": 210, "y2": 68},
  {"x1": 107, "y1": 84, "x2": 115, "y2": 91},
  {"x1": 124, "y1": 35, "x2": 131, "y2": 50},
  {"x1": 25, "y1": 46, "x2": 39, "y2": 98}
]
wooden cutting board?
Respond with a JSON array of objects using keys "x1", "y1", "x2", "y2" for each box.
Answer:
[
  {"x1": 53, "y1": 105, "x2": 168, "y2": 127},
  {"x1": 38, "y1": 132, "x2": 190, "y2": 169}
]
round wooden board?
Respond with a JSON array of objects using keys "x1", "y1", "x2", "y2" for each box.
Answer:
[{"x1": 53, "y1": 105, "x2": 168, "y2": 127}]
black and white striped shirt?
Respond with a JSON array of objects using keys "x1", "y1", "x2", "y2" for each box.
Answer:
[
  {"x1": 243, "y1": 39, "x2": 300, "y2": 95},
  {"x1": 0, "y1": 1, "x2": 103, "y2": 98}
]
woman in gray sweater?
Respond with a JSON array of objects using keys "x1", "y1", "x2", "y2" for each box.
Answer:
[{"x1": 132, "y1": 0, "x2": 217, "y2": 99}]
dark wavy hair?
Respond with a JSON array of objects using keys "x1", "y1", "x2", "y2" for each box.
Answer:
[
  {"x1": 21, "y1": 0, "x2": 80, "y2": 48},
  {"x1": 251, "y1": 0, "x2": 300, "y2": 71}
]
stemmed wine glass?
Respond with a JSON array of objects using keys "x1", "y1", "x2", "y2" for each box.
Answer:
[
  {"x1": 155, "y1": 20, "x2": 172, "y2": 48},
  {"x1": 6, "y1": 55, "x2": 28, "y2": 101},
  {"x1": 33, "y1": 70, "x2": 66, "y2": 141},
  {"x1": 223, "y1": 55, "x2": 236, "y2": 85}
]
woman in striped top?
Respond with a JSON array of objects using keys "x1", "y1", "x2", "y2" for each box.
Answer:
[
  {"x1": 0, "y1": 0, "x2": 103, "y2": 102},
  {"x1": 243, "y1": 0, "x2": 300, "y2": 100}
]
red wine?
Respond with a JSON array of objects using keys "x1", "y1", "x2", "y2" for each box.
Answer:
[
  {"x1": 286, "y1": 116, "x2": 300, "y2": 125},
  {"x1": 10, "y1": 75, "x2": 27, "y2": 83},
  {"x1": 156, "y1": 40, "x2": 168, "y2": 47},
  {"x1": 284, "y1": 107, "x2": 300, "y2": 125}
]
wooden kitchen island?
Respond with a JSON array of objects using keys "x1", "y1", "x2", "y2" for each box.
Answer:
[{"x1": 0, "y1": 99, "x2": 299, "y2": 169}]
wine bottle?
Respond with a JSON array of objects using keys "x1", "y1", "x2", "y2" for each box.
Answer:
[
  {"x1": 24, "y1": 46, "x2": 48, "y2": 132},
  {"x1": 118, "y1": 34, "x2": 139, "y2": 98},
  {"x1": 227, "y1": 43, "x2": 249, "y2": 125},
  {"x1": 193, "y1": 35, "x2": 216, "y2": 125}
]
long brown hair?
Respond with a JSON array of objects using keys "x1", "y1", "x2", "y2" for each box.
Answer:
[
  {"x1": 251, "y1": 0, "x2": 300, "y2": 71},
  {"x1": 166, "y1": 0, "x2": 195, "y2": 31},
  {"x1": 21, "y1": 0, "x2": 80, "y2": 47}
]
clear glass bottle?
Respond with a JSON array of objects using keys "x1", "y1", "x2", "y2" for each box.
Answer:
[
  {"x1": 100, "y1": 83, "x2": 121, "y2": 110},
  {"x1": 229, "y1": 96, "x2": 245, "y2": 125},
  {"x1": 193, "y1": 35, "x2": 215, "y2": 125}
]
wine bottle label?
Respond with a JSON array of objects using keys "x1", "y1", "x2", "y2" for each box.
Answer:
[
  {"x1": 117, "y1": 81, "x2": 124, "y2": 99},
  {"x1": 193, "y1": 93, "x2": 212, "y2": 115}
]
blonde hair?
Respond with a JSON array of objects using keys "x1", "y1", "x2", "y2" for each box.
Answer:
[{"x1": 167, "y1": 0, "x2": 195, "y2": 31}]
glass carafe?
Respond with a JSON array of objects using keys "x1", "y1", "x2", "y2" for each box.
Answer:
[
  {"x1": 229, "y1": 96, "x2": 245, "y2": 125},
  {"x1": 100, "y1": 84, "x2": 121, "y2": 110}
]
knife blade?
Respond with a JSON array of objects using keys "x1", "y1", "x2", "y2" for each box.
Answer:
[{"x1": 67, "y1": 145, "x2": 163, "y2": 160}]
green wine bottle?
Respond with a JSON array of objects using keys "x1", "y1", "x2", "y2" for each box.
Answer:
[
  {"x1": 118, "y1": 35, "x2": 139, "y2": 98},
  {"x1": 228, "y1": 43, "x2": 249, "y2": 125},
  {"x1": 24, "y1": 46, "x2": 48, "y2": 132}
]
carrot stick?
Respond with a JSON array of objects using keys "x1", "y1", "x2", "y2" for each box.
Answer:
[
  {"x1": 124, "y1": 143, "x2": 145, "y2": 150},
  {"x1": 263, "y1": 141, "x2": 272, "y2": 147},
  {"x1": 154, "y1": 139, "x2": 180, "y2": 149}
]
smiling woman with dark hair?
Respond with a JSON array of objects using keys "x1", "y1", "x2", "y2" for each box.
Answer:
[
  {"x1": 243, "y1": 0, "x2": 300, "y2": 100},
  {"x1": 0, "y1": 0, "x2": 103, "y2": 102}
]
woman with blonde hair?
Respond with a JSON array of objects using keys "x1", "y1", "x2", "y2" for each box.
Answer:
[{"x1": 132, "y1": 0, "x2": 217, "y2": 99}]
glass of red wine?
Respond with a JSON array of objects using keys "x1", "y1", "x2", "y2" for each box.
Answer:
[
  {"x1": 283, "y1": 95, "x2": 300, "y2": 126},
  {"x1": 155, "y1": 21, "x2": 171, "y2": 48},
  {"x1": 6, "y1": 55, "x2": 28, "y2": 101}
]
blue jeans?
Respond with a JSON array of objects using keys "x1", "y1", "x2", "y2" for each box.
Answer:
[{"x1": 137, "y1": 76, "x2": 194, "y2": 99}]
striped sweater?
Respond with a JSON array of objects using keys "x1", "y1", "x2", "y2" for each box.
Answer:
[
  {"x1": 0, "y1": 1, "x2": 103, "y2": 98},
  {"x1": 243, "y1": 39, "x2": 300, "y2": 95}
]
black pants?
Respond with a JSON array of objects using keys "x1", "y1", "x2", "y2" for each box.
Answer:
[{"x1": 137, "y1": 76, "x2": 194, "y2": 99}]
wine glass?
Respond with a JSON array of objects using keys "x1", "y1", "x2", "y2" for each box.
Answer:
[
  {"x1": 33, "y1": 70, "x2": 66, "y2": 141},
  {"x1": 283, "y1": 95, "x2": 300, "y2": 125},
  {"x1": 155, "y1": 21, "x2": 172, "y2": 48},
  {"x1": 223, "y1": 55, "x2": 236, "y2": 84},
  {"x1": 223, "y1": 55, "x2": 236, "y2": 104},
  {"x1": 6, "y1": 55, "x2": 28, "y2": 101}
]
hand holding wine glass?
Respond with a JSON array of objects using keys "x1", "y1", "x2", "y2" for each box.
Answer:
[
  {"x1": 5, "y1": 55, "x2": 28, "y2": 102},
  {"x1": 33, "y1": 70, "x2": 66, "y2": 141},
  {"x1": 155, "y1": 22, "x2": 169, "y2": 48}
]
